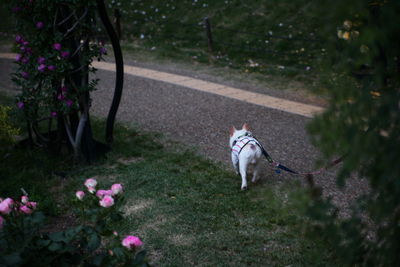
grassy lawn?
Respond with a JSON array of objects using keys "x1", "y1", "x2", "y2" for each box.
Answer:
[{"x1": 0, "y1": 92, "x2": 336, "y2": 266}]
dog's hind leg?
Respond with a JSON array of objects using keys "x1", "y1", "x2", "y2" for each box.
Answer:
[
  {"x1": 239, "y1": 160, "x2": 248, "y2": 190},
  {"x1": 251, "y1": 161, "x2": 261, "y2": 183}
]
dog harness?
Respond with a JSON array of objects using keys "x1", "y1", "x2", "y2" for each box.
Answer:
[{"x1": 231, "y1": 134, "x2": 261, "y2": 158}]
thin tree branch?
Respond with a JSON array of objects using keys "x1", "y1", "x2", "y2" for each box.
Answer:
[{"x1": 63, "y1": 8, "x2": 88, "y2": 38}]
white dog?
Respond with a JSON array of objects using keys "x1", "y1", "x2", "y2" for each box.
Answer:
[{"x1": 230, "y1": 123, "x2": 263, "y2": 190}]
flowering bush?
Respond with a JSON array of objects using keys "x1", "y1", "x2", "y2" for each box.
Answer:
[
  {"x1": 7, "y1": 0, "x2": 108, "y2": 159},
  {"x1": 0, "y1": 179, "x2": 149, "y2": 266}
]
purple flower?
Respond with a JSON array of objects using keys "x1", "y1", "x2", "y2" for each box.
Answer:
[
  {"x1": 38, "y1": 64, "x2": 46, "y2": 72},
  {"x1": 25, "y1": 48, "x2": 33, "y2": 54},
  {"x1": 36, "y1": 22, "x2": 44, "y2": 29},
  {"x1": 17, "y1": 101, "x2": 24, "y2": 109},
  {"x1": 60, "y1": 86, "x2": 68, "y2": 92},
  {"x1": 47, "y1": 65, "x2": 56, "y2": 71},
  {"x1": 23, "y1": 41, "x2": 29, "y2": 46},
  {"x1": 51, "y1": 112, "x2": 57, "y2": 117},
  {"x1": 99, "y1": 47, "x2": 107, "y2": 55},
  {"x1": 53, "y1": 43, "x2": 61, "y2": 51},
  {"x1": 57, "y1": 94, "x2": 65, "y2": 100},
  {"x1": 21, "y1": 57, "x2": 29, "y2": 64},
  {"x1": 21, "y1": 71, "x2": 29, "y2": 79},
  {"x1": 37, "y1": 57, "x2": 46, "y2": 64},
  {"x1": 61, "y1": 51, "x2": 70, "y2": 58},
  {"x1": 15, "y1": 54, "x2": 22, "y2": 62},
  {"x1": 20, "y1": 46, "x2": 26, "y2": 52},
  {"x1": 12, "y1": 7, "x2": 22, "y2": 13},
  {"x1": 65, "y1": 99, "x2": 73, "y2": 107},
  {"x1": 15, "y1": 35, "x2": 23, "y2": 44}
]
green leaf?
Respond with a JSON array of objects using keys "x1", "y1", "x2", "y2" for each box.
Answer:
[
  {"x1": 87, "y1": 233, "x2": 101, "y2": 252},
  {"x1": 133, "y1": 250, "x2": 148, "y2": 266},
  {"x1": 2, "y1": 252, "x2": 22, "y2": 266},
  {"x1": 48, "y1": 241, "x2": 63, "y2": 252},
  {"x1": 48, "y1": 231, "x2": 65, "y2": 242}
]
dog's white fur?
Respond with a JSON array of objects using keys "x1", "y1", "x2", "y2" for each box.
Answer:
[{"x1": 229, "y1": 123, "x2": 262, "y2": 190}]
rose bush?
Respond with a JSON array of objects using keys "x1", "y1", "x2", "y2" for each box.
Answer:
[
  {"x1": 8, "y1": 0, "x2": 108, "y2": 160},
  {"x1": 0, "y1": 179, "x2": 149, "y2": 266}
]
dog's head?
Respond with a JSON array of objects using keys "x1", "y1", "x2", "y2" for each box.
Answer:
[{"x1": 229, "y1": 123, "x2": 252, "y2": 147}]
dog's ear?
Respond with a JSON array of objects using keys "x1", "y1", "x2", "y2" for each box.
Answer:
[
  {"x1": 242, "y1": 123, "x2": 250, "y2": 131},
  {"x1": 230, "y1": 126, "x2": 236, "y2": 136}
]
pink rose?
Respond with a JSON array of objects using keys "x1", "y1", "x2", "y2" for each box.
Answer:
[
  {"x1": 47, "y1": 65, "x2": 56, "y2": 71},
  {"x1": 21, "y1": 195, "x2": 29, "y2": 204},
  {"x1": 57, "y1": 94, "x2": 65, "y2": 100},
  {"x1": 51, "y1": 111, "x2": 57, "y2": 117},
  {"x1": 15, "y1": 54, "x2": 22, "y2": 62},
  {"x1": 17, "y1": 101, "x2": 24, "y2": 109},
  {"x1": 15, "y1": 35, "x2": 23, "y2": 43},
  {"x1": 87, "y1": 187, "x2": 95, "y2": 194},
  {"x1": 38, "y1": 64, "x2": 46, "y2": 72},
  {"x1": 122, "y1": 235, "x2": 143, "y2": 250},
  {"x1": 84, "y1": 178, "x2": 97, "y2": 188},
  {"x1": 0, "y1": 198, "x2": 14, "y2": 215},
  {"x1": 37, "y1": 57, "x2": 46, "y2": 64},
  {"x1": 53, "y1": 43, "x2": 62, "y2": 51},
  {"x1": 61, "y1": 51, "x2": 70, "y2": 58},
  {"x1": 111, "y1": 184, "x2": 123, "y2": 195},
  {"x1": 21, "y1": 71, "x2": 29, "y2": 79},
  {"x1": 96, "y1": 189, "x2": 113, "y2": 199},
  {"x1": 0, "y1": 215, "x2": 4, "y2": 229},
  {"x1": 20, "y1": 205, "x2": 33, "y2": 214},
  {"x1": 36, "y1": 22, "x2": 44, "y2": 29},
  {"x1": 99, "y1": 195, "x2": 114, "y2": 208},
  {"x1": 28, "y1": 202, "x2": 37, "y2": 209},
  {"x1": 65, "y1": 99, "x2": 73, "y2": 107},
  {"x1": 76, "y1": 191, "x2": 85, "y2": 200}
]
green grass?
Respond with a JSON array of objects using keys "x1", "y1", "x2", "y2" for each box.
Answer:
[{"x1": 0, "y1": 93, "x2": 336, "y2": 266}]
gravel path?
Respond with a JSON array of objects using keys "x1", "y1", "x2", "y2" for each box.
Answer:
[{"x1": 0, "y1": 55, "x2": 368, "y2": 213}]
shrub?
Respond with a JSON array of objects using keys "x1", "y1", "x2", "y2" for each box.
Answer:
[
  {"x1": 307, "y1": 0, "x2": 400, "y2": 265},
  {"x1": 0, "y1": 179, "x2": 149, "y2": 266}
]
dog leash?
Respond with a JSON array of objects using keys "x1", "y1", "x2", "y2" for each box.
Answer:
[{"x1": 252, "y1": 135, "x2": 344, "y2": 176}]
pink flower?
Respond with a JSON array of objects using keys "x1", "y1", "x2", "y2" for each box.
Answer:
[
  {"x1": 21, "y1": 57, "x2": 29, "y2": 64},
  {"x1": 20, "y1": 205, "x2": 33, "y2": 214},
  {"x1": 122, "y1": 235, "x2": 143, "y2": 250},
  {"x1": 61, "y1": 51, "x2": 70, "y2": 58},
  {"x1": 21, "y1": 195, "x2": 29, "y2": 204},
  {"x1": 111, "y1": 184, "x2": 123, "y2": 195},
  {"x1": 36, "y1": 22, "x2": 44, "y2": 29},
  {"x1": 0, "y1": 198, "x2": 14, "y2": 215},
  {"x1": 15, "y1": 54, "x2": 22, "y2": 62},
  {"x1": 99, "y1": 195, "x2": 114, "y2": 208},
  {"x1": 51, "y1": 111, "x2": 57, "y2": 117},
  {"x1": 65, "y1": 99, "x2": 73, "y2": 107},
  {"x1": 17, "y1": 101, "x2": 24, "y2": 109},
  {"x1": 21, "y1": 71, "x2": 29, "y2": 79},
  {"x1": 0, "y1": 215, "x2": 4, "y2": 229},
  {"x1": 47, "y1": 65, "x2": 56, "y2": 71},
  {"x1": 53, "y1": 43, "x2": 62, "y2": 51},
  {"x1": 96, "y1": 189, "x2": 113, "y2": 199},
  {"x1": 23, "y1": 41, "x2": 29, "y2": 46},
  {"x1": 57, "y1": 94, "x2": 65, "y2": 100},
  {"x1": 84, "y1": 178, "x2": 97, "y2": 188},
  {"x1": 37, "y1": 57, "x2": 46, "y2": 64},
  {"x1": 75, "y1": 191, "x2": 85, "y2": 200},
  {"x1": 15, "y1": 35, "x2": 23, "y2": 43},
  {"x1": 99, "y1": 47, "x2": 107, "y2": 55},
  {"x1": 38, "y1": 64, "x2": 46, "y2": 72},
  {"x1": 28, "y1": 202, "x2": 37, "y2": 209},
  {"x1": 88, "y1": 187, "x2": 96, "y2": 194}
]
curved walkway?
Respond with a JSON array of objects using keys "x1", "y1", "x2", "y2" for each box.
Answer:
[{"x1": 0, "y1": 52, "x2": 323, "y2": 118}]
